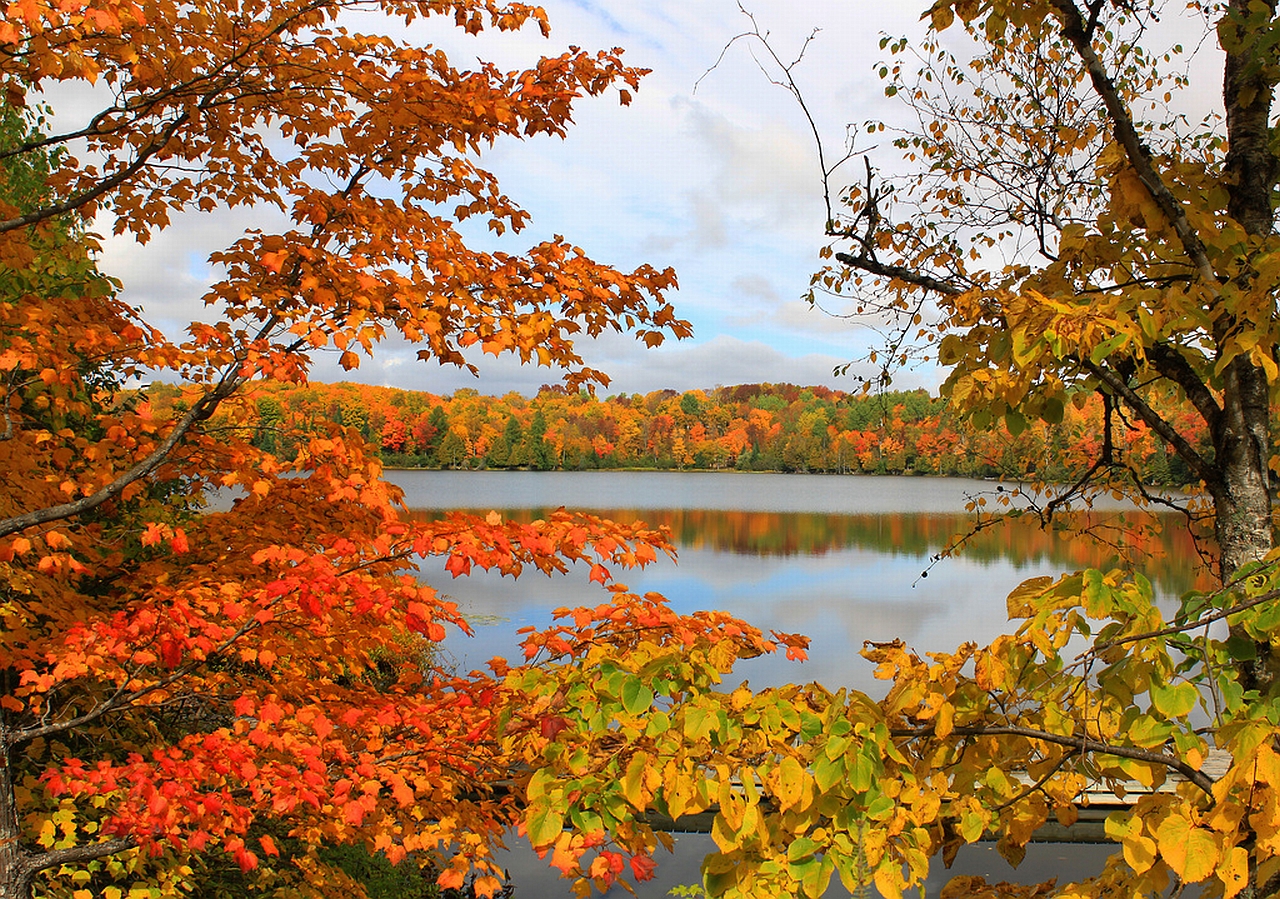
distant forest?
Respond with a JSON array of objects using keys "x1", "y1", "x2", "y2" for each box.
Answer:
[{"x1": 146, "y1": 381, "x2": 1210, "y2": 487}]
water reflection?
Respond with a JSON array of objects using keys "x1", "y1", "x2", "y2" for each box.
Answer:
[
  {"x1": 395, "y1": 473, "x2": 1209, "y2": 897},
  {"x1": 404, "y1": 478, "x2": 1211, "y2": 694},
  {"x1": 410, "y1": 505, "x2": 1210, "y2": 596}
]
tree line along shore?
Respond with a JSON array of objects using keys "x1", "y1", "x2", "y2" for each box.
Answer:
[{"x1": 144, "y1": 379, "x2": 1209, "y2": 487}]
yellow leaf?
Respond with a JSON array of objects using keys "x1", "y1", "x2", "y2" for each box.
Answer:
[
  {"x1": 875, "y1": 862, "x2": 904, "y2": 899},
  {"x1": 1156, "y1": 813, "x2": 1219, "y2": 882},
  {"x1": 1221, "y1": 845, "x2": 1249, "y2": 899},
  {"x1": 621, "y1": 753, "x2": 649, "y2": 810},
  {"x1": 929, "y1": 2, "x2": 955, "y2": 31},
  {"x1": 935, "y1": 701, "x2": 954, "y2": 738},
  {"x1": 770, "y1": 756, "x2": 807, "y2": 812},
  {"x1": 1122, "y1": 831, "x2": 1157, "y2": 874}
]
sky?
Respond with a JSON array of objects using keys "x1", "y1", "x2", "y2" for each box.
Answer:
[{"x1": 90, "y1": 1, "x2": 938, "y2": 398}]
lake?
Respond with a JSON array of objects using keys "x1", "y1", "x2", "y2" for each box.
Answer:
[{"x1": 393, "y1": 470, "x2": 1206, "y2": 897}]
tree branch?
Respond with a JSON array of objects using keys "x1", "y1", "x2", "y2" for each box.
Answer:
[
  {"x1": 1050, "y1": 0, "x2": 1224, "y2": 293},
  {"x1": 1094, "y1": 586, "x2": 1280, "y2": 653},
  {"x1": 1145, "y1": 341, "x2": 1222, "y2": 433},
  {"x1": 24, "y1": 838, "x2": 136, "y2": 878},
  {"x1": 0, "y1": 364, "x2": 245, "y2": 540},
  {"x1": 833, "y1": 251, "x2": 963, "y2": 297},
  {"x1": 1079, "y1": 356, "x2": 1219, "y2": 490},
  {"x1": 0, "y1": 111, "x2": 191, "y2": 233},
  {"x1": 892, "y1": 723, "x2": 1215, "y2": 795}
]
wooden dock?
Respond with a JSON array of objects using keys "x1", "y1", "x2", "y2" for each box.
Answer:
[{"x1": 640, "y1": 750, "x2": 1233, "y2": 843}]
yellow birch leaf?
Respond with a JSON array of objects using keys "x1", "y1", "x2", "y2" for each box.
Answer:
[
  {"x1": 1220, "y1": 845, "x2": 1249, "y2": 899},
  {"x1": 935, "y1": 701, "x2": 954, "y2": 738},
  {"x1": 1156, "y1": 813, "x2": 1219, "y2": 882}
]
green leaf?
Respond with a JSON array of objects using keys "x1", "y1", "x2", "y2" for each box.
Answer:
[
  {"x1": 1082, "y1": 569, "x2": 1110, "y2": 617},
  {"x1": 526, "y1": 803, "x2": 564, "y2": 848},
  {"x1": 959, "y1": 809, "x2": 987, "y2": 843},
  {"x1": 645, "y1": 709, "x2": 671, "y2": 737},
  {"x1": 799, "y1": 711, "x2": 824, "y2": 741},
  {"x1": 1089, "y1": 333, "x2": 1126, "y2": 364},
  {"x1": 1226, "y1": 635, "x2": 1257, "y2": 661},
  {"x1": 788, "y1": 836, "x2": 819, "y2": 861},
  {"x1": 1150, "y1": 681, "x2": 1198, "y2": 718},
  {"x1": 620, "y1": 675, "x2": 653, "y2": 715},
  {"x1": 865, "y1": 793, "x2": 894, "y2": 821},
  {"x1": 1004, "y1": 410, "x2": 1027, "y2": 437},
  {"x1": 1127, "y1": 713, "x2": 1175, "y2": 748},
  {"x1": 1042, "y1": 396, "x2": 1064, "y2": 425},
  {"x1": 813, "y1": 753, "x2": 845, "y2": 793},
  {"x1": 849, "y1": 751, "x2": 876, "y2": 792},
  {"x1": 683, "y1": 705, "x2": 714, "y2": 741}
]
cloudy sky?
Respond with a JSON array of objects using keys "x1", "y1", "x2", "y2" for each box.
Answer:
[{"x1": 98, "y1": 2, "x2": 933, "y2": 396}]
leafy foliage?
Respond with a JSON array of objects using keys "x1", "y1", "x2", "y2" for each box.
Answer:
[
  {"x1": 595, "y1": 1, "x2": 1280, "y2": 897},
  {"x1": 181, "y1": 379, "x2": 1212, "y2": 487},
  {"x1": 0, "y1": 1, "x2": 714, "y2": 896},
  {"x1": 11, "y1": 2, "x2": 1280, "y2": 899}
]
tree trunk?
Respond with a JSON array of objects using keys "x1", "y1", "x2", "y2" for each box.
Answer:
[
  {"x1": 0, "y1": 707, "x2": 32, "y2": 899},
  {"x1": 1213, "y1": 356, "x2": 1277, "y2": 692},
  {"x1": 1214, "y1": 358, "x2": 1274, "y2": 578},
  {"x1": 1216, "y1": 0, "x2": 1278, "y2": 577}
]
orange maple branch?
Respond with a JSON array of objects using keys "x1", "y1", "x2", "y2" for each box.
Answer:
[
  {"x1": 11, "y1": 606, "x2": 271, "y2": 746},
  {"x1": 0, "y1": 365, "x2": 245, "y2": 540},
  {"x1": 0, "y1": 0, "x2": 334, "y2": 233},
  {"x1": 0, "y1": 110, "x2": 192, "y2": 234}
]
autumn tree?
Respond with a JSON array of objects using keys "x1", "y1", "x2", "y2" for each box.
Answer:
[
  {"x1": 0, "y1": 1, "x2": 798, "y2": 897},
  {"x1": 506, "y1": 3, "x2": 1280, "y2": 899},
  {"x1": 807, "y1": 2, "x2": 1271, "y2": 574},
  {"x1": 814, "y1": 0, "x2": 1280, "y2": 669}
]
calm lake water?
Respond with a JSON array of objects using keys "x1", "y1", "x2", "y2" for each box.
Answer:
[{"x1": 393, "y1": 470, "x2": 1205, "y2": 897}]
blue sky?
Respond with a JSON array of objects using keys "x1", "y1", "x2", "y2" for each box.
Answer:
[{"x1": 97, "y1": 2, "x2": 936, "y2": 396}]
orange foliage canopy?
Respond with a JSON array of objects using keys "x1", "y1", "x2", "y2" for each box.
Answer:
[{"x1": 0, "y1": 1, "x2": 797, "y2": 896}]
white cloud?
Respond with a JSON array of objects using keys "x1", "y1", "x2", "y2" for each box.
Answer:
[{"x1": 84, "y1": 1, "x2": 942, "y2": 397}]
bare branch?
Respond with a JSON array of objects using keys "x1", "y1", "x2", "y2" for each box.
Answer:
[
  {"x1": 892, "y1": 723, "x2": 1215, "y2": 795},
  {"x1": 24, "y1": 838, "x2": 137, "y2": 878},
  {"x1": 833, "y1": 250, "x2": 963, "y2": 297},
  {"x1": 1050, "y1": 0, "x2": 1223, "y2": 293}
]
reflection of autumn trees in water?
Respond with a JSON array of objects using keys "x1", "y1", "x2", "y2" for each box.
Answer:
[{"x1": 408, "y1": 507, "x2": 1213, "y2": 598}]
